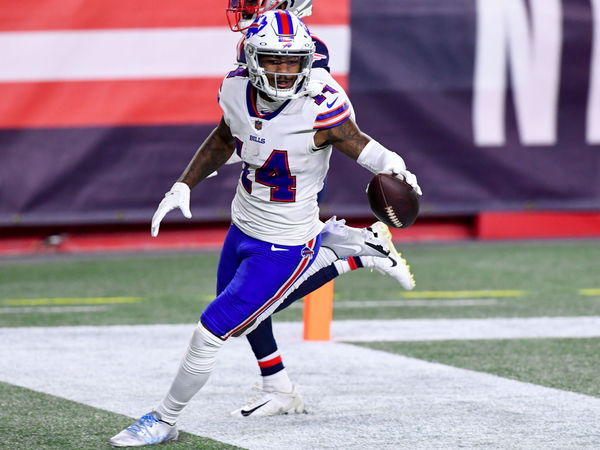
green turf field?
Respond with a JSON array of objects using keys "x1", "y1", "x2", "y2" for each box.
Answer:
[
  {"x1": 1, "y1": 240, "x2": 599, "y2": 327},
  {"x1": 1, "y1": 240, "x2": 599, "y2": 448},
  {"x1": 0, "y1": 382, "x2": 242, "y2": 450}
]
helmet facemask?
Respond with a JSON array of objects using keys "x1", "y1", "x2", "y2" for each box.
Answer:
[
  {"x1": 246, "y1": 47, "x2": 314, "y2": 100},
  {"x1": 244, "y1": 11, "x2": 315, "y2": 100},
  {"x1": 226, "y1": 0, "x2": 283, "y2": 32}
]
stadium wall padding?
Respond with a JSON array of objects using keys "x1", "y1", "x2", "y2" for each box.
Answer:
[{"x1": 1, "y1": 0, "x2": 598, "y2": 226}]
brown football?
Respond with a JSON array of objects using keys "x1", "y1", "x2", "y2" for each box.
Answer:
[{"x1": 367, "y1": 173, "x2": 419, "y2": 228}]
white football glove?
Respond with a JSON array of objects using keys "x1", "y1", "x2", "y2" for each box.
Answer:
[
  {"x1": 150, "y1": 182, "x2": 192, "y2": 237},
  {"x1": 382, "y1": 168, "x2": 423, "y2": 196},
  {"x1": 357, "y1": 140, "x2": 423, "y2": 196}
]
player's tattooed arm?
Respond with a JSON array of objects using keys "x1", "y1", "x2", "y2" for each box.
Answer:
[
  {"x1": 314, "y1": 119, "x2": 370, "y2": 160},
  {"x1": 178, "y1": 117, "x2": 235, "y2": 188}
]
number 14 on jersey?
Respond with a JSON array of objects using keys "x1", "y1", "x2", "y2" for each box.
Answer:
[{"x1": 241, "y1": 149, "x2": 297, "y2": 202}]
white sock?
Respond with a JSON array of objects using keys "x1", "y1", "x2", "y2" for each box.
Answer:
[
  {"x1": 333, "y1": 256, "x2": 367, "y2": 275},
  {"x1": 333, "y1": 259, "x2": 352, "y2": 274},
  {"x1": 156, "y1": 323, "x2": 224, "y2": 424},
  {"x1": 263, "y1": 368, "x2": 293, "y2": 393},
  {"x1": 311, "y1": 247, "x2": 338, "y2": 271}
]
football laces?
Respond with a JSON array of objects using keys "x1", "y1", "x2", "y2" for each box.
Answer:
[{"x1": 385, "y1": 206, "x2": 403, "y2": 227}]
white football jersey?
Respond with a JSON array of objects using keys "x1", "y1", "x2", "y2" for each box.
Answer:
[{"x1": 219, "y1": 68, "x2": 353, "y2": 245}]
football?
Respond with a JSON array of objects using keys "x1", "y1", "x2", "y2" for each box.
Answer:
[{"x1": 367, "y1": 173, "x2": 420, "y2": 228}]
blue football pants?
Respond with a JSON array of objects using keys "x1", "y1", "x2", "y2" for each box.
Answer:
[{"x1": 201, "y1": 224, "x2": 320, "y2": 340}]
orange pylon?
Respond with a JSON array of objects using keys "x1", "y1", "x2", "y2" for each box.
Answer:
[{"x1": 302, "y1": 280, "x2": 334, "y2": 341}]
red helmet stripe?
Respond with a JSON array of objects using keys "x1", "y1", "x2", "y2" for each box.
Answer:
[{"x1": 275, "y1": 10, "x2": 294, "y2": 35}]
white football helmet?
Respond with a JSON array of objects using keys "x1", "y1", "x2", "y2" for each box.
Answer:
[
  {"x1": 227, "y1": 0, "x2": 313, "y2": 32},
  {"x1": 244, "y1": 10, "x2": 315, "y2": 100}
]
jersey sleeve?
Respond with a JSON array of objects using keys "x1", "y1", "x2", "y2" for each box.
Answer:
[
  {"x1": 311, "y1": 34, "x2": 330, "y2": 72},
  {"x1": 217, "y1": 80, "x2": 228, "y2": 125},
  {"x1": 218, "y1": 68, "x2": 248, "y2": 127},
  {"x1": 311, "y1": 74, "x2": 353, "y2": 130}
]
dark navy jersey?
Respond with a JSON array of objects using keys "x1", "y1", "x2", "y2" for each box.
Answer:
[{"x1": 236, "y1": 34, "x2": 330, "y2": 72}]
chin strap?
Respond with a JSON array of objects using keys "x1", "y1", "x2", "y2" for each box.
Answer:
[
  {"x1": 257, "y1": 76, "x2": 324, "y2": 101},
  {"x1": 289, "y1": 79, "x2": 325, "y2": 99}
]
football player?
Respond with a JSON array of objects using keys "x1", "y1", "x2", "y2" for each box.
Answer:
[
  {"x1": 227, "y1": 0, "x2": 313, "y2": 32},
  {"x1": 110, "y1": 11, "x2": 420, "y2": 447},
  {"x1": 220, "y1": 0, "x2": 418, "y2": 418}
]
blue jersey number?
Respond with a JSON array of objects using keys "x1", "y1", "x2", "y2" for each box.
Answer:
[
  {"x1": 238, "y1": 147, "x2": 296, "y2": 202},
  {"x1": 236, "y1": 145, "x2": 296, "y2": 202},
  {"x1": 255, "y1": 150, "x2": 296, "y2": 202}
]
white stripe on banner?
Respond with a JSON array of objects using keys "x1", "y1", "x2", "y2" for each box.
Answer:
[
  {"x1": 0, "y1": 26, "x2": 349, "y2": 82},
  {"x1": 311, "y1": 26, "x2": 350, "y2": 74}
]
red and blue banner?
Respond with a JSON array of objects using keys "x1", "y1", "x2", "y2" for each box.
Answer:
[
  {"x1": 0, "y1": 0, "x2": 598, "y2": 226},
  {"x1": 0, "y1": 0, "x2": 348, "y2": 225}
]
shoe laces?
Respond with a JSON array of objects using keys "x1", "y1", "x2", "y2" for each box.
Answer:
[{"x1": 127, "y1": 414, "x2": 159, "y2": 435}]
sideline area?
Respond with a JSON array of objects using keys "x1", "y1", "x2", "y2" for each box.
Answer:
[
  {"x1": 0, "y1": 219, "x2": 472, "y2": 257},
  {"x1": 1, "y1": 318, "x2": 599, "y2": 449}
]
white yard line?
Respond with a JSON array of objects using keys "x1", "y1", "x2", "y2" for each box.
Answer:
[{"x1": 1, "y1": 318, "x2": 599, "y2": 449}]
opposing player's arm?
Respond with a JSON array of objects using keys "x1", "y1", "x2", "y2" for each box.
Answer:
[
  {"x1": 315, "y1": 119, "x2": 422, "y2": 195},
  {"x1": 178, "y1": 117, "x2": 236, "y2": 189}
]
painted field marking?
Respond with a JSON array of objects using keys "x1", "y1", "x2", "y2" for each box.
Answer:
[
  {"x1": 398, "y1": 290, "x2": 527, "y2": 299},
  {"x1": 0, "y1": 306, "x2": 111, "y2": 314},
  {"x1": 290, "y1": 299, "x2": 498, "y2": 309},
  {"x1": 335, "y1": 299, "x2": 498, "y2": 308},
  {"x1": 579, "y1": 289, "x2": 600, "y2": 296},
  {"x1": 2, "y1": 297, "x2": 141, "y2": 306}
]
